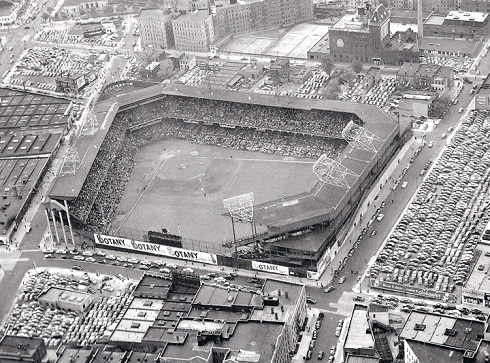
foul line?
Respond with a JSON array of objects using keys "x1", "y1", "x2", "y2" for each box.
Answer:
[{"x1": 116, "y1": 159, "x2": 168, "y2": 232}]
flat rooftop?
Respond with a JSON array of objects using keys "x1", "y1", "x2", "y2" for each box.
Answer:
[
  {"x1": 331, "y1": 11, "x2": 369, "y2": 32},
  {"x1": 56, "y1": 347, "x2": 92, "y2": 363},
  {"x1": 446, "y1": 10, "x2": 488, "y2": 22},
  {"x1": 0, "y1": 88, "x2": 71, "y2": 131},
  {"x1": 405, "y1": 339, "x2": 465, "y2": 363},
  {"x1": 38, "y1": 286, "x2": 91, "y2": 303},
  {"x1": 419, "y1": 37, "x2": 480, "y2": 54},
  {"x1": 424, "y1": 14, "x2": 445, "y2": 25},
  {"x1": 344, "y1": 305, "x2": 375, "y2": 350},
  {"x1": 0, "y1": 335, "x2": 44, "y2": 359},
  {"x1": 465, "y1": 244, "x2": 490, "y2": 292},
  {"x1": 308, "y1": 33, "x2": 330, "y2": 54},
  {"x1": 399, "y1": 311, "x2": 484, "y2": 351},
  {"x1": 193, "y1": 284, "x2": 263, "y2": 309}
]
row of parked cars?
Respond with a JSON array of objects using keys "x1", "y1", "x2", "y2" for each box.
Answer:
[
  {"x1": 370, "y1": 110, "x2": 490, "y2": 296},
  {"x1": 370, "y1": 295, "x2": 487, "y2": 320}
]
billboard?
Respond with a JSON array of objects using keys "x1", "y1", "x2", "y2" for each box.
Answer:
[
  {"x1": 94, "y1": 233, "x2": 217, "y2": 265},
  {"x1": 370, "y1": 278, "x2": 456, "y2": 302},
  {"x1": 251, "y1": 260, "x2": 289, "y2": 275}
]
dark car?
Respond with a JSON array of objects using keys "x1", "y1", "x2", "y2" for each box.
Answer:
[
  {"x1": 306, "y1": 349, "x2": 312, "y2": 360},
  {"x1": 72, "y1": 265, "x2": 83, "y2": 271},
  {"x1": 318, "y1": 351, "x2": 325, "y2": 360},
  {"x1": 475, "y1": 315, "x2": 487, "y2": 321},
  {"x1": 353, "y1": 296, "x2": 365, "y2": 302},
  {"x1": 472, "y1": 309, "x2": 483, "y2": 315},
  {"x1": 306, "y1": 297, "x2": 317, "y2": 304}
]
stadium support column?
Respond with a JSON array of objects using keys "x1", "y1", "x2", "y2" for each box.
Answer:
[
  {"x1": 44, "y1": 209, "x2": 54, "y2": 245},
  {"x1": 417, "y1": 0, "x2": 423, "y2": 38},
  {"x1": 58, "y1": 209, "x2": 68, "y2": 245},
  {"x1": 50, "y1": 209, "x2": 60, "y2": 245},
  {"x1": 231, "y1": 218, "x2": 238, "y2": 264},
  {"x1": 64, "y1": 200, "x2": 75, "y2": 246},
  {"x1": 223, "y1": 193, "x2": 255, "y2": 269}
]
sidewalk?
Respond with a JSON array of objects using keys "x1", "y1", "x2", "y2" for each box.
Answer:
[{"x1": 315, "y1": 136, "x2": 418, "y2": 289}]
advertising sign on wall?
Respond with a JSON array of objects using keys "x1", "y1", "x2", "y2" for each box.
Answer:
[
  {"x1": 94, "y1": 233, "x2": 217, "y2": 265},
  {"x1": 251, "y1": 260, "x2": 289, "y2": 275}
]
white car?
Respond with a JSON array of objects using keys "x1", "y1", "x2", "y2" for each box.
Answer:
[
  {"x1": 102, "y1": 285, "x2": 114, "y2": 292},
  {"x1": 74, "y1": 256, "x2": 85, "y2": 261},
  {"x1": 159, "y1": 268, "x2": 171, "y2": 274},
  {"x1": 166, "y1": 263, "x2": 177, "y2": 269},
  {"x1": 428, "y1": 141, "x2": 434, "y2": 148},
  {"x1": 128, "y1": 258, "x2": 140, "y2": 264},
  {"x1": 376, "y1": 213, "x2": 385, "y2": 221},
  {"x1": 401, "y1": 181, "x2": 408, "y2": 189},
  {"x1": 106, "y1": 255, "x2": 116, "y2": 260},
  {"x1": 183, "y1": 267, "x2": 194, "y2": 273},
  {"x1": 95, "y1": 251, "x2": 106, "y2": 257},
  {"x1": 82, "y1": 251, "x2": 94, "y2": 256},
  {"x1": 85, "y1": 257, "x2": 96, "y2": 263}
]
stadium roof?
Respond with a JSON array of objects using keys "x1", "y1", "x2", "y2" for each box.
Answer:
[
  {"x1": 48, "y1": 100, "x2": 119, "y2": 199},
  {"x1": 49, "y1": 84, "x2": 397, "y2": 202}
]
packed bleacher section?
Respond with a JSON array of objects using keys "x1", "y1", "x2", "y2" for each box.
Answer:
[
  {"x1": 68, "y1": 96, "x2": 355, "y2": 231},
  {"x1": 126, "y1": 96, "x2": 362, "y2": 137}
]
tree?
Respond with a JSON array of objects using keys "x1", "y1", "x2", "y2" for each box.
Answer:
[
  {"x1": 429, "y1": 95, "x2": 452, "y2": 119},
  {"x1": 103, "y1": 5, "x2": 114, "y2": 15},
  {"x1": 319, "y1": 79, "x2": 341, "y2": 100},
  {"x1": 157, "y1": 59, "x2": 174, "y2": 80},
  {"x1": 115, "y1": 3, "x2": 126, "y2": 13},
  {"x1": 351, "y1": 61, "x2": 363, "y2": 74},
  {"x1": 338, "y1": 69, "x2": 356, "y2": 86},
  {"x1": 321, "y1": 56, "x2": 335, "y2": 75}
]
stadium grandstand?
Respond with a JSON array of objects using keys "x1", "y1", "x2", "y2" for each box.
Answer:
[
  {"x1": 48, "y1": 84, "x2": 404, "y2": 275},
  {"x1": 0, "y1": 88, "x2": 77, "y2": 244}
]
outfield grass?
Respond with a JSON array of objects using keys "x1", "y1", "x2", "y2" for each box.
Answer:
[{"x1": 113, "y1": 139, "x2": 318, "y2": 247}]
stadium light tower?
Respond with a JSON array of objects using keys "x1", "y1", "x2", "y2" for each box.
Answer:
[
  {"x1": 313, "y1": 154, "x2": 358, "y2": 189},
  {"x1": 59, "y1": 146, "x2": 81, "y2": 176},
  {"x1": 79, "y1": 110, "x2": 99, "y2": 138},
  {"x1": 341, "y1": 121, "x2": 384, "y2": 153},
  {"x1": 223, "y1": 192, "x2": 254, "y2": 261}
]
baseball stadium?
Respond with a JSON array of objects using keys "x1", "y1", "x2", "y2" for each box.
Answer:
[{"x1": 48, "y1": 82, "x2": 404, "y2": 277}]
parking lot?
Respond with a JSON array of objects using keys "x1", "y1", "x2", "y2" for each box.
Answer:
[
  {"x1": 3, "y1": 267, "x2": 133, "y2": 348},
  {"x1": 369, "y1": 109, "x2": 490, "y2": 300},
  {"x1": 362, "y1": 76, "x2": 399, "y2": 114},
  {"x1": 6, "y1": 46, "x2": 103, "y2": 97}
]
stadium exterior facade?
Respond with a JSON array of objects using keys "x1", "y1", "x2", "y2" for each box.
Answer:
[{"x1": 50, "y1": 83, "x2": 404, "y2": 278}]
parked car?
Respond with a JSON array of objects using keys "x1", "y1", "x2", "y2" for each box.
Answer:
[{"x1": 324, "y1": 286, "x2": 335, "y2": 293}]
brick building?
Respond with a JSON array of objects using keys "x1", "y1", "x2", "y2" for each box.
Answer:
[
  {"x1": 329, "y1": 4, "x2": 420, "y2": 65},
  {"x1": 423, "y1": 10, "x2": 489, "y2": 39},
  {"x1": 212, "y1": 0, "x2": 313, "y2": 40},
  {"x1": 138, "y1": 9, "x2": 175, "y2": 50},
  {"x1": 172, "y1": 10, "x2": 215, "y2": 52}
]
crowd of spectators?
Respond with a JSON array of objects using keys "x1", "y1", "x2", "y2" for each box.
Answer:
[
  {"x1": 69, "y1": 95, "x2": 354, "y2": 230},
  {"x1": 126, "y1": 96, "x2": 361, "y2": 138}
]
